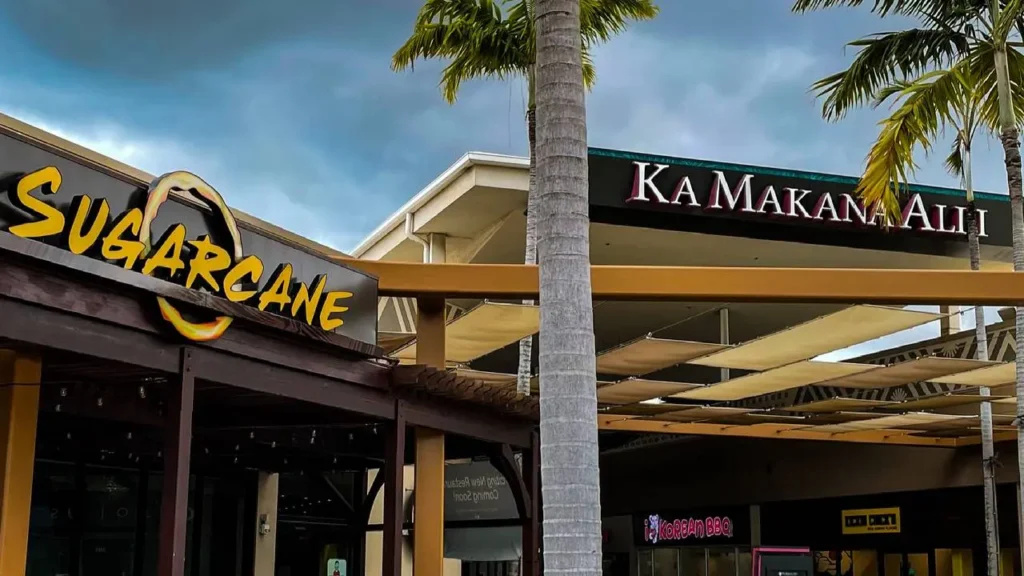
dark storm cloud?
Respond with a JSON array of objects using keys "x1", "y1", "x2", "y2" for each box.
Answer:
[
  {"x1": 0, "y1": 0, "x2": 1005, "y2": 252},
  {"x1": 0, "y1": 0, "x2": 420, "y2": 78}
]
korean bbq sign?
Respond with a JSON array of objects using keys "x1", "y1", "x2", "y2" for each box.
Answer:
[{"x1": 642, "y1": 513, "x2": 734, "y2": 544}]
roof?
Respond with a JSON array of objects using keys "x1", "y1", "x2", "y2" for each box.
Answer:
[{"x1": 350, "y1": 151, "x2": 529, "y2": 258}]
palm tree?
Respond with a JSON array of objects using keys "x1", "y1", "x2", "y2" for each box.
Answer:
[
  {"x1": 791, "y1": 3, "x2": 1024, "y2": 573},
  {"x1": 392, "y1": 0, "x2": 657, "y2": 397},
  {"x1": 854, "y1": 62, "x2": 1007, "y2": 576},
  {"x1": 533, "y1": 0, "x2": 601, "y2": 574}
]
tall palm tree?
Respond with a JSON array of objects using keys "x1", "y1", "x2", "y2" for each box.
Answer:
[
  {"x1": 792, "y1": 3, "x2": 1024, "y2": 573},
  {"x1": 392, "y1": 0, "x2": 657, "y2": 396},
  {"x1": 533, "y1": 0, "x2": 601, "y2": 572},
  {"x1": 854, "y1": 62, "x2": 1008, "y2": 576}
]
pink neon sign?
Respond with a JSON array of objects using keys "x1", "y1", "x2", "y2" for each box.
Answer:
[{"x1": 643, "y1": 514, "x2": 734, "y2": 544}]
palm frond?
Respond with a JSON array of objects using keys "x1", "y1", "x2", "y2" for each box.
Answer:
[
  {"x1": 812, "y1": 28, "x2": 970, "y2": 121},
  {"x1": 580, "y1": 0, "x2": 659, "y2": 46},
  {"x1": 794, "y1": 0, "x2": 984, "y2": 18},
  {"x1": 945, "y1": 131, "x2": 966, "y2": 178},
  {"x1": 394, "y1": 0, "x2": 656, "y2": 103},
  {"x1": 971, "y1": 41, "x2": 1024, "y2": 130},
  {"x1": 856, "y1": 65, "x2": 966, "y2": 221}
]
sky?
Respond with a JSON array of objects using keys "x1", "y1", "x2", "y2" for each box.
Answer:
[
  {"x1": 0, "y1": 0, "x2": 1008, "y2": 355},
  {"x1": 0, "y1": 0, "x2": 1012, "y2": 253}
]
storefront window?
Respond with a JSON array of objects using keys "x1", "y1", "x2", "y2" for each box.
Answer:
[
  {"x1": 655, "y1": 549, "x2": 680, "y2": 576},
  {"x1": 640, "y1": 549, "x2": 655, "y2": 576},
  {"x1": 680, "y1": 549, "x2": 708, "y2": 576},
  {"x1": 708, "y1": 548, "x2": 736, "y2": 576}
]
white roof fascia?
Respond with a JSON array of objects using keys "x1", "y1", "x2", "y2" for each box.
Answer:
[{"x1": 351, "y1": 151, "x2": 529, "y2": 257}]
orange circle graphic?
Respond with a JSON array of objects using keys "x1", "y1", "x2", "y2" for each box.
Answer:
[{"x1": 139, "y1": 172, "x2": 243, "y2": 342}]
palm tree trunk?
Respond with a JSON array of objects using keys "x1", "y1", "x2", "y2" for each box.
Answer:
[
  {"x1": 966, "y1": 141, "x2": 1001, "y2": 576},
  {"x1": 517, "y1": 81, "x2": 539, "y2": 396},
  {"x1": 535, "y1": 0, "x2": 601, "y2": 575},
  {"x1": 990, "y1": 7, "x2": 1024, "y2": 559}
]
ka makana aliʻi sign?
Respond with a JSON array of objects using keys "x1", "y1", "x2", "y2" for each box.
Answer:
[
  {"x1": 586, "y1": 149, "x2": 1013, "y2": 251},
  {"x1": 841, "y1": 507, "x2": 901, "y2": 535},
  {"x1": 626, "y1": 160, "x2": 985, "y2": 235},
  {"x1": 0, "y1": 136, "x2": 377, "y2": 345}
]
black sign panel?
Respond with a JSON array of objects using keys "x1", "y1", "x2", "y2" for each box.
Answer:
[
  {"x1": 634, "y1": 506, "x2": 750, "y2": 546},
  {"x1": 588, "y1": 148, "x2": 1012, "y2": 257},
  {"x1": 0, "y1": 133, "x2": 378, "y2": 345}
]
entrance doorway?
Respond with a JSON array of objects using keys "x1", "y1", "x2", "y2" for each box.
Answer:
[{"x1": 881, "y1": 552, "x2": 932, "y2": 576}]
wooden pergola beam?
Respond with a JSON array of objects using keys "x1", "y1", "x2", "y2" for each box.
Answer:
[
  {"x1": 338, "y1": 259, "x2": 1024, "y2": 305},
  {"x1": 596, "y1": 415, "x2": 974, "y2": 447}
]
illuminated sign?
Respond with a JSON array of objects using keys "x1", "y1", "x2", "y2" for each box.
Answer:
[
  {"x1": 3, "y1": 166, "x2": 361, "y2": 343},
  {"x1": 642, "y1": 513, "x2": 734, "y2": 544},
  {"x1": 841, "y1": 507, "x2": 900, "y2": 535}
]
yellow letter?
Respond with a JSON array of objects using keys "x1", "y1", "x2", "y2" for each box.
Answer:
[
  {"x1": 318, "y1": 291, "x2": 353, "y2": 331},
  {"x1": 223, "y1": 255, "x2": 265, "y2": 303},
  {"x1": 185, "y1": 236, "x2": 231, "y2": 292},
  {"x1": 257, "y1": 264, "x2": 293, "y2": 313},
  {"x1": 64, "y1": 195, "x2": 110, "y2": 255},
  {"x1": 7, "y1": 166, "x2": 65, "y2": 239},
  {"x1": 141, "y1": 224, "x2": 187, "y2": 278},
  {"x1": 101, "y1": 208, "x2": 145, "y2": 269},
  {"x1": 289, "y1": 274, "x2": 326, "y2": 325}
]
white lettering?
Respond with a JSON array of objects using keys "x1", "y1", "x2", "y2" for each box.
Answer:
[
  {"x1": 669, "y1": 176, "x2": 700, "y2": 206},
  {"x1": 932, "y1": 204, "x2": 958, "y2": 234},
  {"x1": 811, "y1": 193, "x2": 840, "y2": 222},
  {"x1": 628, "y1": 162, "x2": 670, "y2": 203},
  {"x1": 899, "y1": 194, "x2": 934, "y2": 231},
  {"x1": 707, "y1": 171, "x2": 755, "y2": 212},
  {"x1": 784, "y1": 188, "x2": 813, "y2": 218},
  {"x1": 754, "y1": 186, "x2": 784, "y2": 215}
]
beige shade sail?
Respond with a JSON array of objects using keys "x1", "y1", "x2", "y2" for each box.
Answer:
[
  {"x1": 741, "y1": 413, "x2": 810, "y2": 425},
  {"x1": 787, "y1": 397, "x2": 893, "y2": 413},
  {"x1": 930, "y1": 362, "x2": 1017, "y2": 387},
  {"x1": 378, "y1": 331, "x2": 416, "y2": 353},
  {"x1": 884, "y1": 393, "x2": 1008, "y2": 412},
  {"x1": 596, "y1": 336, "x2": 730, "y2": 376},
  {"x1": 822, "y1": 357, "x2": 995, "y2": 389},
  {"x1": 392, "y1": 302, "x2": 539, "y2": 364},
  {"x1": 596, "y1": 379, "x2": 703, "y2": 405},
  {"x1": 804, "y1": 412, "x2": 968, "y2": 434},
  {"x1": 658, "y1": 406, "x2": 756, "y2": 422},
  {"x1": 690, "y1": 305, "x2": 942, "y2": 371},
  {"x1": 994, "y1": 397, "x2": 1017, "y2": 405},
  {"x1": 673, "y1": 361, "x2": 877, "y2": 402}
]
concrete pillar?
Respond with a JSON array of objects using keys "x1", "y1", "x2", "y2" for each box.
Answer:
[
  {"x1": 940, "y1": 305, "x2": 961, "y2": 335},
  {"x1": 253, "y1": 472, "x2": 279, "y2": 576},
  {"x1": 0, "y1": 351, "x2": 40, "y2": 576}
]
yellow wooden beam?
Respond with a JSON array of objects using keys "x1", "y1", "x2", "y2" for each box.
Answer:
[
  {"x1": 414, "y1": 297, "x2": 446, "y2": 576},
  {"x1": 338, "y1": 259, "x2": 1024, "y2": 305},
  {"x1": 0, "y1": 351, "x2": 41, "y2": 576},
  {"x1": 597, "y1": 415, "x2": 965, "y2": 447}
]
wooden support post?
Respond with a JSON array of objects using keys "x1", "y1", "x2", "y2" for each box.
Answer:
[
  {"x1": 158, "y1": 348, "x2": 195, "y2": 576},
  {"x1": 0, "y1": 351, "x2": 40, "y2": 576},
  {"x1": 414, "y1": 296, "x2": 446, "y2": 576},
  {"x1": 719, "y1": 308, "x2": 730, "y2": 382},
  {"x1": 253, "y1": 472, "x2": 279, "y2": 576},
  {"x1": 523, "y1": 430, "x2": 540, "y2": 576},
  {"x1": 382, "y1": 401, "x2": 406, "y2": 576},
  {"x1": 414, "y1": 428, "x2": 444, "y2": 576}
]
